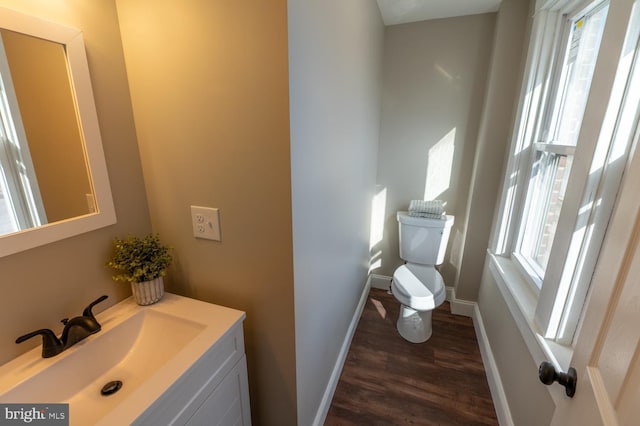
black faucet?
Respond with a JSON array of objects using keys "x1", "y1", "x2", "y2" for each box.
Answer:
[{"x1": 15, "y1": 295, "x2": 108, "y2": 358}]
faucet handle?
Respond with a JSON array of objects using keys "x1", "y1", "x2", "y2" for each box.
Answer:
[
  {"x1": 16, "y1": 329, "x2": 63, "y2": 358},
  {"x1": 82, "y1": 295, "x2": 108, "y2": 318}
]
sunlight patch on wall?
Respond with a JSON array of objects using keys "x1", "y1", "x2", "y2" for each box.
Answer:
[
  {"x1": 369, "y1": 250, "x2": 382, "y2": 273},
  {"x1": 424, "y1": 128, "x2": 455, "y2": 200},
  {"x1": 434, "y1": 63, "x2": 461, "y2": 88},
  {"x1": 435, "y1": 63, "x2": 454, "y2": 82},
  {"x1": 369, "y1": 186, "x2": 387, "y2": 273},
  {"x1": 369, "y1": 186, "x2": 387, "y2": 250}
]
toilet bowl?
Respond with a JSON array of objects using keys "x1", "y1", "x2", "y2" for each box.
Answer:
[
  {"x1": 392, "y1": 264, "x2": 445, "y2": 343},
  {"x1": 391, "y1": 211, "x2": 453, "y2": 343}
]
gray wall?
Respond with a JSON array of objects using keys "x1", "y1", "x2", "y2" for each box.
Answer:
[
  {"x1": 374, "y1": 14, "x2": 495, "y2": 287},
  {"x1": 287, "y1": 1, "x2": 384, "y2": 424},
  {"x1": 455, "y1": 0, "x2": 532, "y2": 300}
]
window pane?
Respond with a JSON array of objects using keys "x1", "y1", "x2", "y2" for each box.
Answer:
[
  {"x1": 549, "y1": 3, "x2": 609, "y2": 146},
  {"x1": 520, "y1": 152, "x2": 573, "y2": 277}
]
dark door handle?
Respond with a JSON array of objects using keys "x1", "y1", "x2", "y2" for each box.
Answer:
[{"x1": 538, "y1": 361, "x2": 577, "y2": 397}]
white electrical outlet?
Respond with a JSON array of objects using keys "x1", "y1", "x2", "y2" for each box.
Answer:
[{"x1": 190, "y1": 206, "x2": 221, "y2": 241}]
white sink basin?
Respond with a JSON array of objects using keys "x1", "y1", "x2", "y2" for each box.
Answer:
[{"x1": 0, "y1": 293, "x2": 246, "y2": 425}]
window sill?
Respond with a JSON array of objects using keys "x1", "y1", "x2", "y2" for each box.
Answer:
[{"x1": 487, "y1": 251, "x2": 573, "y2": 373}]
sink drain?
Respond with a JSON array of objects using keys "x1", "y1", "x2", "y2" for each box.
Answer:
[{"x1": 100, "y1": 380, "x2": 123, "y2": 396}]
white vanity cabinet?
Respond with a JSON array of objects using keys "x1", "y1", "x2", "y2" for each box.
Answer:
[
  {"x1": 0, "y1": 293, "x2": 251, "y2": 426},
  {"x1": 134, "y1": 320, "x2": 251, "y2": 425}
]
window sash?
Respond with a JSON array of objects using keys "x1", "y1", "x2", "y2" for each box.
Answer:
[
  {"x1": 513, "y1": 2, "x2": 607, "y2": 288},
  {"x1": 517, "y1": 150, "x2": 574, "y2": 283},
  {"x1": 543, "y1": 2, "x2": 609, "y2": 146}
]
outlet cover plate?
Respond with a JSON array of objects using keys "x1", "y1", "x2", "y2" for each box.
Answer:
[{"x1": 191, "y1": 206, "x2": 221, "y2": 241}]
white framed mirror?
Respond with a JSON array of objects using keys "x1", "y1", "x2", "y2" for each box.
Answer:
[{"x1": 0, "y1": 7, "x2": 116, "y2": 257}]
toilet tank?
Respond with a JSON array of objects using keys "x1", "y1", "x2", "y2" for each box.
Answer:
[{"x1": 397, "y1": 212, "x2": 454, "y2": 265}]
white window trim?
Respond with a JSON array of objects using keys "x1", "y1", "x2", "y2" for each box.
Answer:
[
  {"x1": 488, "y1": 253, "x2": 573, "y2": 370},
  {"x1": 488, "y1": 0, "x2": 640, "y2": 375}
]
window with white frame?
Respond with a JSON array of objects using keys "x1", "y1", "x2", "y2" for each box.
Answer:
[
  {"x1": 491, "y1": 0, "x2": 640, "y2": 357},
  {"x1": 515, "y1": 1, "x2": 608, "y2": 288}
]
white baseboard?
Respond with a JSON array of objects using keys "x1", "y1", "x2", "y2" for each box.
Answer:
[
  {"x1": 370, "y1": 273, "x2": 392, "y2": 290},
  {"x1": 312, "y1": 276, "x2": 371, "y2": 426},
  {"x1": 446, "y1": 285, "x2": 455, "y2": 302},
  {"x1": 472, "y1": 303, "x2": 514, "y2": 426},
  {"x1": 447, "y1": 286, "x2": 475, "y2": 317}
]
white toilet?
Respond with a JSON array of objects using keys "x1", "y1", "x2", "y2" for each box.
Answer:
[{"x1": 391, "y1": 211, "x2": 454, "y2": 343}]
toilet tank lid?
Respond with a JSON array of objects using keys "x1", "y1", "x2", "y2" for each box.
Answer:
[{"x1": 397, "y1": 212, "x2": 454, "y2": 228}]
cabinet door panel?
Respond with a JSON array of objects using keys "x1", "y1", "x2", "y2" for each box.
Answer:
[{"x1": 186, "y1": 356, "x2": 251, "y2": 426}]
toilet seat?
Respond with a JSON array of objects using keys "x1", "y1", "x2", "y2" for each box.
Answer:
[{"x1": 392, "y1": 264, "x2": 445, "y2": 311}]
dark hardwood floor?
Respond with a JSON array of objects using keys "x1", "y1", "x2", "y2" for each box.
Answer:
[{"x1": 325, "y1": 288, "x2": 498, "y2": 426}]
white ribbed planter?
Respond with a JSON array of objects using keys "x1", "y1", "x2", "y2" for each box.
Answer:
[{"x1": 131, "y1": 277, "x2": 165, "y2": 306}]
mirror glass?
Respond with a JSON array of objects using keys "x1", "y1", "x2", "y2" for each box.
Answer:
[
  {"x1": 0, "y1": 7, "x2": 116, "y2": 257},
  {"x1": 0, "y1": 29, "x2": 94, "y2": 234}
]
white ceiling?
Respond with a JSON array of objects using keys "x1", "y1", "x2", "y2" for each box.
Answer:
[{"x1": 376, "y1": 0, "x2": 503, "y2": 26}]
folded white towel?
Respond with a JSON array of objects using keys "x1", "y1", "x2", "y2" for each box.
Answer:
[
  {"x1": 408, "y1": 211, "x2": 445, "y2": 219},
  {"x1": 408, "y1": 199, "x2": 445, "y2": 216}
]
